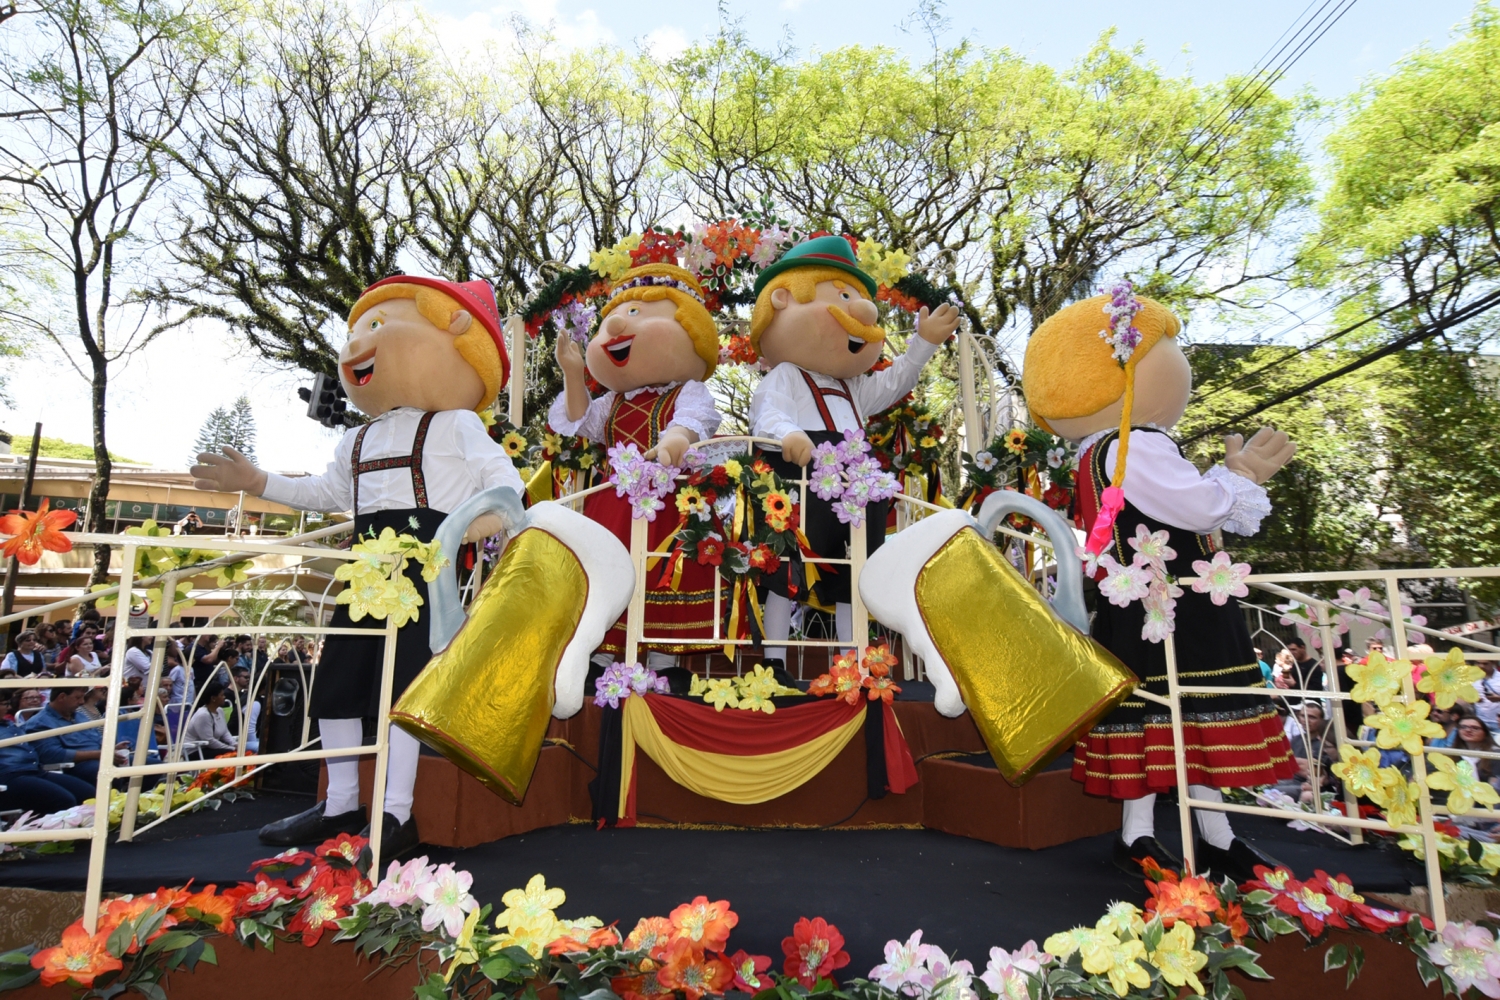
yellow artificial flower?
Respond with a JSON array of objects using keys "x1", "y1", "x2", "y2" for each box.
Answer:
[
  {"x1": 577, "y1": 451, "x2": 596, "y2": 469},
  {"x1": 206, "y1": 559, "x2": 252, "y2": 589},
  {"x1": 676, "y1": 486, "x2": 709, "y2": 518},
  {"x1": 478, "y1": 408, "x2": 497, "y2": 428},
  {"x1": 1382, "y1": 773, "x2": 1421, "y2": 828},
  {"x1": 385, "y1": 576, "x2": 424, "y2": 628},
  {"x1": 856, "y1": 237, "x2": 886, "y2": 274},
  {"x1": 919, "y1": 435, "x2": 937, "y2": 448},
  {"x1": 1368, "y1": 700, "x2": 1445, "y2": 756},
  {"x1": 444, "y1": 906, "x2": 483, "y2": 983},
  {"x1": 722, "y1": 459, "x2": 743, "y2": 479},
  {"x1": 589, "y1": 246, "x2": 633, "y2": 281},
  {"x1": 1149, "y1": 923, "x2": 1208, "y2": 996},
  {"x1": 89, "y1": 583, "x2": 122, "y2": 609},
  {"x1": 338, "y1": 578, "x2": 396, "y2": 623},
  {"x1": 500, "y1": 431, "x2": 529, "y2": 459},
  {"x1": 1043, "y1": 926, "x2": 1105, "y2": 960},
  {"x1": 688, "y1": 674, "x2": 708, "y2": 697},
  {"x1": 1426, "y1": 752, "x2": 1500, "y2": 815},
  {"x1": 702, "y1": 677, "x2": 739, "y2": 712},
  {"x1": 543, "y1": 431, "x2": 565, "y2": 454},
  {"x1": 1330, "y1": 745, "x2": 1391, "y2": 805},
  {"x1": 1480, "y1": 841, "x2": 1500, "y2": 876},
  {"x1": 1079, "y1": 931, "x2": 1150, "y2": 998},
  {"x1": 737, "y1": 688, "x2": 776, "y2": 715},
  {"x1": 495, "y1": 915, "x2": 559, "y2": 959},
  {"x1": 1418, "y1": 648, "x2": 1484, "y2": 710},
  {"x1": 1095, "y1": 901, "x2": 1145, "y2": 939},
  {"x1": 870, "y1": 247, "x2": 912, "y2": 287},
  {"x1": 1345, "y1": 651, "x2": 1407, "y2": 708},
  {"x1": 497, "y1": 874, "x2": 566, "y2": 930},
  {"x1": 1003, "y1": 428, "x2": 1027, "y2": 456}
]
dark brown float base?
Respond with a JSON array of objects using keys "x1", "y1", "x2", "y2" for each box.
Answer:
[
  {"x1": 324, "y1": 702, "x2": 1122, "y2": 850},
  {"x1": 6, "y1": 925, "x2": 1443, "y2": 999}
]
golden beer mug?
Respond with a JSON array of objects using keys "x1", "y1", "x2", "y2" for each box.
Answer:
[
  {"x1": 391, "y1": 495, "x2": 634, "y2": 803},
  {"x1": 861, "y1": 497, "x2": 1137, "y2": 785}
]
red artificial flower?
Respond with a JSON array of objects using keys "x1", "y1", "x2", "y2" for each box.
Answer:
[
  {"x1": 876, "y1": 286, "x2": 924, "y2": 314},
  {"x1": 0, "y1": 499, "x2": 77, "y2": 566},
  {"x1": 1043, "y1": 483, "x2": 1071, "y2": 510},
  {"x1": 30, "y1": 923, "x2": 123, "y2": 988},
  {"x1": 315, "y1": 832, "x2": 366, "y2": 866},
  {"x1": 222, "y1": 875, "x2": 290, "y2": 915},
  {"x1": 782, "y1": 917, "x2": 849, "y2": 988},
  {"x1": 863, "y1": 673, "x2": 901, "y2": 704},
  {"x1": 728, "y1": 949, "x2": 773, "y2": 992},
  {"x1": 1351, "y1": 902, "x2": 1407, "y2": 934},
  {"x1": 631, "y1": 230, "x2": 684, "y2": 267},
  {"x1": 709, "y1": 466, "x2": 731, "y2": 488},
  {"x1": 658, "y1": 938, "x2": 734, "y2": 999},
  {"x1": 1138, "y1": 855, "x2": 1174, "y2": 883},
  {"x1": 1267, "y1": 877, "x2": 1347, "y2": 935},
  {"x1": 696, "y1": 537, "x2": 725, "y2": 566},
  {"x1": 751, "y1": 459, "x2": 772, "y2": 475},
  {"x1": 669, "y1": 895, "x2": 738, "y2": 952},
  {"x1": 700, "y1": 220, "x2": 760, "y2": 269},
  {"x1": 286, "y1": 880, "x2": 354, "y2": 946},
  {"x1": 748, "y1": 545, "x2": 781, "y2": 574},
  {"x1": 250, "y1": 847, "x2": 314, "y2": 871},
  {"x1": 1145, "y1": 873, "x2": 1218, "y2": 928}
]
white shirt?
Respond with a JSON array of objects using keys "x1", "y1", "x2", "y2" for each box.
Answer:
[
  {"x1": 749, "y1": 337, "x2": 941, "y2": 446},
  {"x1": 261, "y1": 408, "x2": 523, "y2": 515},
  {"x1": 1081, "y1": 428, "x2": 1272, "y2": 537},
  {"x1": 547, "y1": 381, "x2": 722, "y2": 443},
  {"x1": 123, "y1": 647, "x2": 153, "y2": 683}
]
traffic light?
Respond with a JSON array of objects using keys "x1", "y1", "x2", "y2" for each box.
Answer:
[{"x1": 297, "y1": 373, "x2": 360, "y2": 429}]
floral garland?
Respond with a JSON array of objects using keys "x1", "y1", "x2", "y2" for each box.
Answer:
[
  {"x1": 687, "y1": 664, "x2": 801, "y2": 714},
  {"x1": 866, "y1": 400, "x2": 945, "y2": 474},
  {"x1": 807, "y1": 644, "x2": 902, "y2": 705},
  {"x1": 594, "y1": 662, "x2": 671, "y2": 709},
  {"x1": 1100, "y1": 280, "x2": 1145, "y2": 364},
  {"x1": 333, "y1": 526, "x2": 449, "y2": 627},
  {"x1": 1275, "y1": 586, "x2": 1429, "y2": 650},
  {"x1": 804, "y1": 429, "x2": 900, "y2": 528},
  {"x1": 607, "y1": 443, "x2": 681, "y2": 521},
  {"x1": 960, "y1": 428, "x2": 1076, "y2": 515},
  {"x1": 14, "y1": 838, "x2": 1484, "y2": 1000}
]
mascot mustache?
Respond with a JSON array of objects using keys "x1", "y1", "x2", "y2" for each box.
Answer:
[{"x1": 827, "y1": 305, "x2": 886, "y2": 345}]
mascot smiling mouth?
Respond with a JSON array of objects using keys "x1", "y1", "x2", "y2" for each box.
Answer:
[
  {"x1": 828, "y1": 306, "x2": 885, "y2": 353},
  {"x1": 603, "y1": 335, "x2": 634, "y2": 366},
  {"x1": 343, "y1": 350, "x2": 377, "y2": 386}
]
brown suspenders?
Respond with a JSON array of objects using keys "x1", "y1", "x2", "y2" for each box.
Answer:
[
  {"x1": 797, "y1": 369, "x2": 860, "y2": 432},
  {"x1": 349, "y1": 411, "x2": 436, "y2": 513}
]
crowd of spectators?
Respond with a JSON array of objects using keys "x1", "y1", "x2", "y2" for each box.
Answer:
[{"x1": 0, "y1": 615, "x2": 320, "y2": 820}]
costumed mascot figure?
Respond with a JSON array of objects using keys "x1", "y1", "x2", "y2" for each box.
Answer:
[
  {"x1": 747, "y1": 236, "x2": 959, "y2": 669},
  {"x1": 1023, "y1": 283, "x2": 1299, "y2": 881},
  {"x1": 191, "y1": 276, "x2": 522, "y2": 858},
  {"x1": 548, "y1": 263, "x2": 723, "y2": 674}
]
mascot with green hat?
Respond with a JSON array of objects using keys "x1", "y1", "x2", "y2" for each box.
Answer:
[{"x1": 748, "y1": 235, "x2": 960, "y2": 670}]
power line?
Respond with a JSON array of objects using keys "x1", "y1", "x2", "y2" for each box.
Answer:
[{"x1": 1181, "y1": 286, "x2": 1500, "y2": 444}]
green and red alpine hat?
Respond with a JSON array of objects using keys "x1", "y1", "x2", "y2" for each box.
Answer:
[{"x1": 752, "y1": 235, "x2": 878, "y2": 299}]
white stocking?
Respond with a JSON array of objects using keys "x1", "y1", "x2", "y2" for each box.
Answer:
[
  {"x1": 1121, "y1": 793, "x2": 1156, "y2": 845},
  {"x1": 1189, "y1": 785, "x2": 1236, "y2": 849},
  {"x1": 381, "y1": 724, "x2": 421, "y2": 825},
  {"x1": 762, "y1": 591, "x2": 793, "y2": 662},
  {"x1": 319, "y1": 717, "x2": 363, "y2": 816}
]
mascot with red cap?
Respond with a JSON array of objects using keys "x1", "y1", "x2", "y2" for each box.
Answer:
[{"x1": 192, "y1": 277, "x2": 523, "y2": 859}]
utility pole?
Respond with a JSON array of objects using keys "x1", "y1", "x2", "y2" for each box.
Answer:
[{"x1": 1, "y1": 421, "x2": 44, "y2": 641}]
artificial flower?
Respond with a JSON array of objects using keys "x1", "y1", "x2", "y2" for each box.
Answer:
[
  {"x1": 0, "y1": 498, "x2": 77, "y2": 565},
  {"x1": 1427, "y1": 752, "x2": 1500, "y2": 814},
  {"x1": 870, "y1": 929, "x2": 934, "y2": 996},
  {"x1": 727, "y1": 949, "x2": 772, "y2": 992},
  {"x1": 1424, "y1": 921, "x2": 1500, "y2": 998},
  {"x1": 748, "y1": 544, "x2": 781, "y2": 574},
  {"x1": 495, "y1": 914, "x2": 562, "y2": 959},
  {"x1": 980, "y1": 940, "x2": 1051, "y2": 1000},
  {"x1": 721, "y1": 458, "x2": 742, "y2": 479},
  {"x1": 500, "y1": 431, "x2": 529, "y2": 458},
  {"x1": 1417, "y1": 647, "x2": 1484, "y2": 709},
  {"x1": 1346, "y1": 652, "x2": 1407, "y2": 708},
  {"x1": 782, "y1": 916, "x2": 850, "y2": 988},
  {"x1": 658, "y1": 937, "x2": 735, "y2": 1000},
  {"x1": 1042, "y1": 926, "x2": 1108, "y2": 961},
  {"x1": 443, "y1": 906, "x2": 484, "y2": 983},
  {"x1": 676, "y1": 486, "x2": 709, "y2": 518},
  {"x1": 361, "y1": 855, "x2": 437, "y2": 909},
  {"x1": 1126, "y1": 524, "x2": 1176, "y2": 573},
  {"x1": 1330, "y1": 745, "x2": 1393, "y2": 805},
  {"x1": 924, "y1": 949, "x2": 978, "y2": 1000},
  {"x1": 1149, "y1": 922, "x2": 1208, "y2": 995},
  {"x1": 548, "y1": 924, "x2": 621, "y2": 955},
  {"x1": 496, "y1": 873, "x2": 565, "y2": 930},
  {"x1": 1046, "y1": 446, "x2": 1067, "y2": 469},
  {"x1": 30, "y1": 923, "x2": 123, "y2": 988},
  {"x1": 316, "y1": 833, "x2": 365, "y2": 865},
  {"x1": 224, "y1": 874, "x2": 290, "y2": 914},
  {"x1": 590, "y1": 245, "x2": 633, "y2": 281},
  {"x1": 206, "y1": 559, "x2": 252, "y2": 588},
  {"x1": 625, "y1": 915, "x2": 676, "y2": 959},
  {"x1": 1144, "y1": 874, "x2": 1217, "y2": 928},
  {"x1": 973, "y1": 451, "x2": 998, "y2": 471},
  {"x1": 178, "y1": 886, "x2": 236, "y2": 933},
  {"x1": 1096, "y1": 900, "x2": 1146, "y2": 938},
  {"x1": 1214, "y1": 902, "x2": 1249, "y2": 942},
  {"x1": 702, "y1": 677, "x2": 740, "y2": 711},
  {"x1": 1098, "y1": 558, "x2": 1152, "y2": 608},
  {"x1": 1079, "y1": 930, "x2": 1150, "y2": 997},
  {"x1": 1002, "y1": 429, "x2": 1027, "y2": 456},
  {"x1": 1368, "y1": 700, "x2": 1446, "y2": 755},
  {"x1": 1382, "y1": 774, "x2": 1421, "y2": 828},
  {"x1": 862, "y1": 644, "x2": 898, "y2": 676},
  {"x1": 417, "y1": 864, "x2": 478, "y2": 938},
  {"x1": 864, "y1": 673, "x2": 901, "y2": 703},
  {"x1": 287, "y1": 881, "x2": 354, "y2": 946},
  {"x1": 1189, "y1": 550, "x2": 1251, "y2": 606},
  {"x1": 695, "y1": 535, "x2": 725, "y2": 566},
  {"x1": 669, "y1": 895, "x2": 737, "y2": 951}
]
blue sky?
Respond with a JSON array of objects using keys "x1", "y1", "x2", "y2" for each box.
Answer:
[{"x1": 11, "y1": 0, "x2": 1485, "y2": 471}]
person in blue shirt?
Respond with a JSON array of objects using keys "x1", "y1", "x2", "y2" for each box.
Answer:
[
  {"x1": 23, "y1": 688, "x2": 129, "y2": 786},
  {"x1": 0, "y1": 716, "x2": 94, "y2": 815}
]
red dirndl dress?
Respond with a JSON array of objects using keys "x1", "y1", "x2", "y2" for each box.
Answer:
[
  {"x1": 584, "y1": 386, "x2": 718, "y2": 655},
  {"x1": 1070, "y1": 429, "x2": 1295, "y2": 800}
]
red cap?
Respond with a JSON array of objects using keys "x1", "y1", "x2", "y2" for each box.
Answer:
[{"x1": 357, "y1": 275, "x2": 510, "y2": 388}]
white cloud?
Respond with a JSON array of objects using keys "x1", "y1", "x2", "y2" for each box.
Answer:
[
  {"x1": 779, "y1": 0, "x2": 806, "y2": 10},
  {"x1": 641, "y1": 25, "x2": 689, "y2": 59}
]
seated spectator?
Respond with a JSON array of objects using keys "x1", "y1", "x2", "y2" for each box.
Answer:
[
  {"x1": 1256, "y1": 647, "x2": 1271, "y2": 685},
  {"x1": 1278, "y1": 701, "x2": 1338, "y2": 804},
  {"x1": 184, "y1": 682, "x2": 236, "y2": 754},
  {"x1": 114, "y1": 681, "x2": 163, "y2": 769},
  {"x1": 1454, "y1": 714, "x2": 1499, "y2": 786},
  {"x1": 3, "y1": 631, "x2": 47, "y2": 676},
  {"x1": 13, "y1": 688, "x2": 45, "y2": 721},
  {"x1": 70, "y1": 609, "x2": 102, "y2": 642},
  {"x1": 0, "y1": 715, "x2": 94, "y2": 816},
  {"x1": 164, "y1": 643, "x2": 194, "y2": 744},
  {"x1": 74, "y1": 680, "x2": 108, "y2": 723},
  {"x1": 1285, "y1": 639, "x2": 1326, "y2": 698},
  {"x1": 122, "y1": 635, "x2": 154, "y2": 684},
  {"x1": 23, "y1": 687, "x2": 130, "y2": 786},
  {"x1": 63, "y1": 635, "x2": 102, "y2": 676},
  {"x1": 34, "y1": 623, "x2": 61, "y2": 669},
  {"x1": 1429, "y1": 705, "x2": 1460, "y2": 748}
]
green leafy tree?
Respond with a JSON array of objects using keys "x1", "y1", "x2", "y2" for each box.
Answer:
[{"x1": 191, "y1": 395, "x2": 256, "y2": 465}]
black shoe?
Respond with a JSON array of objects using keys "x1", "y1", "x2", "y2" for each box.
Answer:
[
  {"x1": 357, "y1": 811, "x2": 420, "y2": 870},
  {"x1": 1113, "y1": 835, "x2": 1183, "y2": 876},
  {"x1": 760, "y1": 657, "x2": 801, "y2": 691},
  {"x1": 257, "y1": 801, "x2": 367, "y2": 847},
  {"x1": 1194, "y1": 836, "x2": 1284, "y2": 885}
]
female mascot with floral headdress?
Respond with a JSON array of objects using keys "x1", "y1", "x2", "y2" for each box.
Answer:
[{"x1": 1023, "y1": 285, "x2": 1298, "y2": 882}]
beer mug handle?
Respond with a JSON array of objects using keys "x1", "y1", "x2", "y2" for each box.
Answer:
[
  {"x1": 427, "y1": 486, "x2": 527, "y2": 653},
  {"x1": 975, "y1": 491, "x2": 1088, "y2": 633}
]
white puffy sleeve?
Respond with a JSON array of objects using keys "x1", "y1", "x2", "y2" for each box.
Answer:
[
  {"x1": 851, "y1": 336, "x2": 940, "y2": 418},
  {"x1": 261, "y1": 428, "x2": 357, "y2": 513},
  {"x1": 451, "y1": 410, "x2": 525, "y2": 494},
  {"x1": 1103, "y1": 431, "x2": 1272, "y2": 536},
  {"x1": 547, "y1": 391, "x2": 613, "y2": 442},
  {"x1": 749, "y1": 363, "x2": 806, "y2": 444},
  {"x1": 667, "y1": 380, "x2": 722, "y2": 440}
]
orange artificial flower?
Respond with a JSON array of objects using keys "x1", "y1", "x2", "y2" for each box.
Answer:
[
  {"x1": 807, "y1": 673, "x2": 836, "y2": 697},
  {"x1": 178, "y1": 886, "x2": 236, "y2": 934},
  {"x1": 669, "y1": 895, "x2": 738, "y2": 952},
  {"x1": 863, "y1": 674, "x2": 901, "y2": 704},
  {"x1": 0, "y1": 499, "x2": 76, "y2": 566},
  {"x1": 625, "y1": 915, "x2": 677, "y2": 960},
  {"x1": 96, "y1": 895, "x2": 179, "y2": 953},
  {"x1": 31, "y1": 923, "x2": 123, "y2": 988},
  {"x1": 612, "y1": 971, "x2": 674, "y2": 1000},
  {"x1": 549, "y1": 924, "x2": 622, "y2": 955},
  {"x1": 861, "y1": 644, "x2": 898, "y2": 678},
  {"x1": 1215, "y1": 902, "x2": 1249, "y2": 943},
  {"x1": 658, "y1": 937, "x2": 734, "y2": 999},
  {"x1": 1145, "y1": 873, "x2": 1218, "y2": 929}
]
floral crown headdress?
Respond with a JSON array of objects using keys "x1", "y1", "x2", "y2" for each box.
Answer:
[{"x1": 1085, "y1": 280, "x2": 1146, "y2": 557}]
